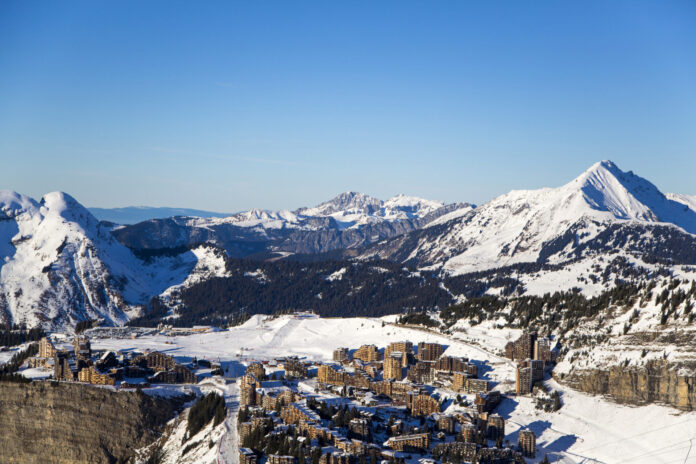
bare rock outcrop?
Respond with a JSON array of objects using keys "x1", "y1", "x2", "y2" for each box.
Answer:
[
  {"x1": 562, "y1": 361, "x2": 696, "y2": 410},
  {"x1": 0, "y1": 381, "x2": 186, "y2": 464}
]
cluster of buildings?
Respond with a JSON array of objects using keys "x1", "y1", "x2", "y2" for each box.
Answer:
[
  {"x1": 238, "y1": 339, "x2": 538, "y2": 464},
  {"x1": 29, "y1": 336, "x2": 202, "y2": 387},
  {"x1": 505, "y1": 332, "x2": 555, "y2": 395}
]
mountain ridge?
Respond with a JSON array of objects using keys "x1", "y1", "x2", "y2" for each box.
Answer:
[
  {"x1": 350, "y1": 160, "x2": 696, "y2": 273},
  {"x1": 3, "y1": 160, "x2": 696, "y2": 330},
  {"x1": 111, "y1": 192, "x2": 471, "y2": 257}
]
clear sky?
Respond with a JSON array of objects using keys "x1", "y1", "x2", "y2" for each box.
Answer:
[{"x1": 1, "y1": 1, "x2": 695, "y2": 212}]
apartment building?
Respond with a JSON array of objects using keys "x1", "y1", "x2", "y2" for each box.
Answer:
[
  {"x1": 407, "y1": 361, "x2": 434, "y2": 384},
  {"x1": 240, "y1": 383, "x2": 257, "y2": 407},
  {"x1": 280, "y1": 401, "x2": 321, "y2": 425},
  {"x1": 486, "y1": 413, "x2": 505, "y2": 441},
  {"x1": 416, "y1": 342, "x2": 444, "y2": 361},
  {"x1": 239, "y1": 448, "x2": 257, "y2": 464},
  {"x1": 318, "y1": 364, "x2": 346, "y2": 385},
  {"x1": 267, "y1": 455, "x2": 296, "y2": 464},
  {"x1": 354, "y1": 344, "x2": 381, "y2": 363},
  {"x1": 383, "y1": 355, "x2": 403, "y2": 380},
  {"x1": 333, "y1": 347, "x2": 350, "y2": 363},
  {"x1": 77, "y1": 365, "x2": 116, "y2": 385},
  {"x1": 38, "y1": 337, "x2": 56, "y2": 359},
  {"x1": 518, "y1": 429, "x2": 536, "y2": 458},
  {"x1": 385, "y1": 433, "x2": 430, "y2": 451},
  {"x1": 385, "y1": 341, "x2": 412, "y2": 367},
  {"x1": 246, "y1": 362, "x2": 266, "y2": 379},
  {"x1": 408, "y1": 393, "x2": 441, "y2": 416}
]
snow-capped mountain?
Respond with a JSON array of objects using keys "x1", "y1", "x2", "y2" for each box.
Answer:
[
  {"x1": 0, "y1": 191, "x2": 227, "y2": 329},
  {"x1": 199, "y1": 191, "x2": 449, "y2": 230},
  {"x1": 199, "y1": 208, "x2": 304, "y2": 229},
  {"x1": 357, "y1": 160, "x2": 696, "y2": 274},
  {"x1": 297, "y1": 191, "x2": 383, "y2": 218},
  {"x1": 5, "y1": 160, "x2": 696, "y2": 330},
  {"x1": 112, "y1": 192, "x2": 470, "y2": 257},
  {"x1": 294, "y1": 191, "x2": 445, "y2": 226}
]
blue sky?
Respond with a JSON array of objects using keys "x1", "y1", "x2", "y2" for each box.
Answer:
[{"x1": 1, "y1": 1, "x2": 695, "y2": 212}]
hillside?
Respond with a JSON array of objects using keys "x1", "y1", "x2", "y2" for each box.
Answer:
[{"x1": 353, "y1": 161, "x2": 696, "y2": 274}]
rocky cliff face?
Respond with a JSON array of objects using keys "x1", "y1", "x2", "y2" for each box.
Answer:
[
  {"x1": 562, "y1": 361, "x2": 696, "y2": 410},
  {"x1": 0, "y1": 382, "x2": 186, "y2": 464}
]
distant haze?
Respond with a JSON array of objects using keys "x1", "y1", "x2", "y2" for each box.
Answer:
[{"x1": 88, "y1": 206, "x2": 231, "y2": 224}]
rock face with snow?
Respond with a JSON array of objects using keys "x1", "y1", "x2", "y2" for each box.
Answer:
[
  {"x1": 296, "y1": 191, "x2": 447, "y2": 224},
  {"x1": 356, "y1": 161, "x2": 696, "y2": 273},
  {"x1": 0, "y1": 191, "x2": 227, "y2": 329},
  {"x1": 112, "y1": 192, "x2": 471, "y2": 257},
  {"x1": 296, "y1": 191, "x2": 384, "y2": 219}
]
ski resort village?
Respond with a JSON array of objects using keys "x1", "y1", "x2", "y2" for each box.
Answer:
[{"x1": 2, "y1": 311, "x2": 696, "y2": 464}]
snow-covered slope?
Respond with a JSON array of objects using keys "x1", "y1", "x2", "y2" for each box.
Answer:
[
  {"x1": 0, "y1": 191, "x2": 228, "y2": 329},
  {"x1": 360, "y1": 160, "x2": 696, "y2": 274},
  {"x1": 197, "y1": 208, "x2": 303, "y2": 229},
  {"x1": 423, "y1": 203, "x2": 476, "y2": 227},
  {"x1": 666, "y1": 192, "x2": 696, "y2": 213}
]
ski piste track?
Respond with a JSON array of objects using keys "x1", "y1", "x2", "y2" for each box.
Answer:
[{"x1": 217, "y1": 382, "x2": 240, "y2": 464}]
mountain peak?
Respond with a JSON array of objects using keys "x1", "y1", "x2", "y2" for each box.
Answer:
[
  {"x1": 588, "y1": 159, "x2": 618, "y2": 172},
  {"x1": 364, "y1": 161, "x2": 696, "y2": 274},
  {"x1": 40, "y1": 191, "x2": 96, "y2": 225},
  {"x1": 299, "y1": 191, "x2": 382, "y2": 216},
  {"x1": 0, "y1": 190, "x2": 39, "y2": 218},
  {"x1": 572, "y1": 160, "x2": 623, "y2": 184},
  {"x1": 561, "y1": 160, "x2": 679, "y2": 223},
  {"x1": 41, "y1": 191, "x2": 81, "y2": 211},
  {"x1": 331, "y1": 191, "x2": 381, "y2": 205}
]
